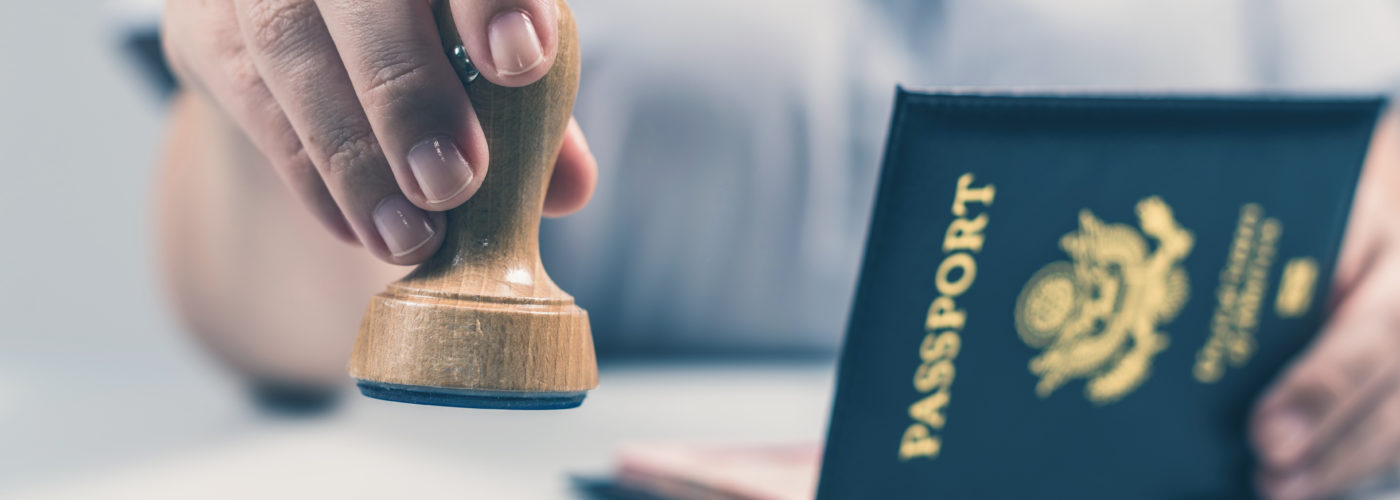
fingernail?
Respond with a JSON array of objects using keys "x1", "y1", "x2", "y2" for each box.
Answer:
[
  {"x1": 373, "y1": 196, "x2": 436, "y2": 257},
  {"x1": 408, "y1": 136, "x2": 473, "y2": 204},
  {"x1": 1261, "y1": 410, "x2": 1312, "y2": 466},
  {"x1": 488, "y1": 10, "x2": 544, "y2": 76}
]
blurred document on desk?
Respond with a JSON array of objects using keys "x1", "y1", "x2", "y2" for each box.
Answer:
[
  {"x1": 581, "y1": 442, "x2": 820, "y2": 500},
  {"x1": 819, "y1": 89, "x2": 1382, "y2": 498}
]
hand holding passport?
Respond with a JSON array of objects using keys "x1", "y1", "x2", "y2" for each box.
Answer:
[
  {"x1": 1251, "y1": 112, "x2": 1400, "y2": 500},
  {"x1": 581, "y1": 91, "x2": 1400, "y2": 500},
  {"x1": 821, "y1": 90, "x2": 1399, "y2": 499}
]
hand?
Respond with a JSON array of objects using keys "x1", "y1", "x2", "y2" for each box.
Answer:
[
  {"x1": 162, "y1": 0, "x2": 597, "y2": 264},
  {"x1": 1251, "y1": 112, "x2": 1400, "y2": 500}
]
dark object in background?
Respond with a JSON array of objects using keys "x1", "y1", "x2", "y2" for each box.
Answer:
[
  {"x1": 249, "y1": 379, "x2": 340, "y2": 417},
  {"x1": 820, "y1": 89, "x2": 1380, "y2": 498},
  {"x1": 570, "y1": 476, "x2": 669, "y2": 500},
  {"x1": 122, "y1": 29, "x2": 177, "y2": 100}
]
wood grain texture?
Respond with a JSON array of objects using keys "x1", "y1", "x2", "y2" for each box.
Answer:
[{"x1": 349, "y1": 0, "x2": 597, "y2": 394}]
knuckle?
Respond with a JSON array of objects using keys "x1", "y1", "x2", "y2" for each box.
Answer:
[
  {"x1": 221, "y1": 51, "x2": 266, "y2": 98},
  {"x1": 360, "y1": 55, "x2": 434, "y2": 110},
  {"x1": 316, "y1": 126, "x2": 383, "y2": 177},
  {"x1": 164, "y1": 0, "x2": 251, "y2": 89},
  {"x1": 242, "y1": 0, "x2": 322, "y2": 58}
]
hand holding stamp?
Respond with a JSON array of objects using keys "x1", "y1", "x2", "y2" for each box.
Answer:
[{"x1": 349, "y1": 0, "x2": 597, "y2": 409}]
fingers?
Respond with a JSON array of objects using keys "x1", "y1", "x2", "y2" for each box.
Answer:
[
  {"x1": 449, "y1": 0, "x2": 559, "y2": 86},
  {"x1": 1258, "y1": 379, "x2": 1400, "y2": 500},
  {"x1": 1330, "y1": 111, "x2": 1399, "y2": 300},
  {"x1": 234, "y1": 0, "x2": 444, "y2": 263},
  {"x1": 1251, "y1": 257, "x2": 1400, "y2": 498},
  {"x1": 315, "y1": 0, "x2": 488, "y2": 211},
  {"x1": 167, "y1": 0, "x2": 582, "y2": 265},
  {"x1": 1252, "y1": 266, "x2": 1400, "y2": 467},
  {"x1": 162, "y1": 0, "x2": 354, "y2": 242},
  {"x1": 542, "y1": 117, "x2": 597, "y2": 217}
]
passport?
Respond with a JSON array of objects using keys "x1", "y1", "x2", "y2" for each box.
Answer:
[{"x1": 818, "y1": 89, "x2": 1383, "y2": 499}]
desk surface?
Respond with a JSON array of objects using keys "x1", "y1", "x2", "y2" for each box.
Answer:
[
  {"x1": 5, "y1": 361, "x2": 835, "y2": 499},
  {"x1": 9, "y1": 356, "x2": 1400, "y2": 500}
]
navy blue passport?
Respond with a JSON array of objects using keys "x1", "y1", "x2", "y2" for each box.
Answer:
[{"x1": 818, "y1": 90, "x2": 1383, "y2": 499}]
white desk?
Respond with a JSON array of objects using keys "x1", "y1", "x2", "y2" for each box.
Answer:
[
  {"x1": 10, "y1": 355, "x2": 1400, "y2": 499},
  {"x1": 5, "y1": 362, "x2": 835, "y2": 499}
]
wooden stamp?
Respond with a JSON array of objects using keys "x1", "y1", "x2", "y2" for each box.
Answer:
[{"x1": 349, "y1": 0, "x2": 596, "y2": 409}]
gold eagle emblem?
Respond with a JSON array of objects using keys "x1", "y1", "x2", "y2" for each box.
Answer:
[{"x1": 1014, "y1": 196, "x2": 1193, "y2": 404}]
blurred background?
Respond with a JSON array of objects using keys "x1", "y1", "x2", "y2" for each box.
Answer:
[{"x1": 7, "y1": 0, "x2": 1400, "y2": 498}]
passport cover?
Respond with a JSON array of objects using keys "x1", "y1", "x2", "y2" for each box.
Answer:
[{"x1": 818, "y1": 89, "x2": 1383, "y2": 499}]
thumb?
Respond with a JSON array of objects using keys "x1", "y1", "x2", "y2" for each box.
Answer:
[{"x1": 448, "y1": 0, "x2": 561, "y2": 87}]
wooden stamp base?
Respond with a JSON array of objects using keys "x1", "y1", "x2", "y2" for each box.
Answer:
[{"x1": 349, "y1": 286, "x2": 598, "y2": 409}]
